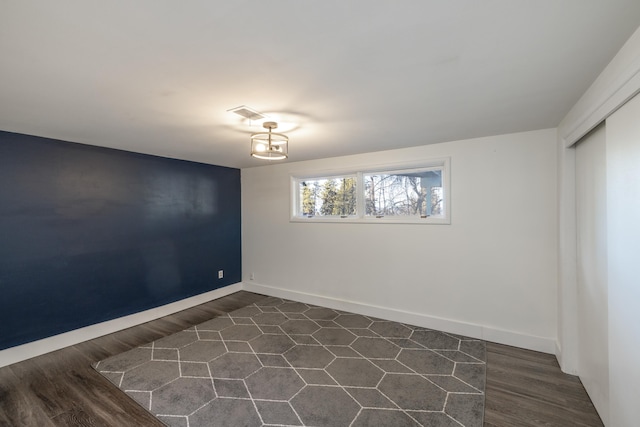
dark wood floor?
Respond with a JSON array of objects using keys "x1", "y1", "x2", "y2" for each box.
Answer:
[{"x1": 0, "y1": 291, "x2": 603, "y2": 427}]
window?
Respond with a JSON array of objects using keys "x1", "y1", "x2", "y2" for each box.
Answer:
[
  {"x1": 291, "y1": 158, "x2": 450, "y2": 224},
  {"x1": 364, "y1": 168, "x2": 443, "y2": 218},
  {"x1": 298, "y1": 176, "x2": 357, "y2": 217}
]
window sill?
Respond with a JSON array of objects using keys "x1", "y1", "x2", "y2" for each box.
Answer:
[{"x1": 290, "y1": 216, "x2": 450, "y2": 225}]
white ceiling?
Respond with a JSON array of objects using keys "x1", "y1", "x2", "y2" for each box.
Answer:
[{"x1": 2, "y1": 1, "x2": 640, "y2": 169}]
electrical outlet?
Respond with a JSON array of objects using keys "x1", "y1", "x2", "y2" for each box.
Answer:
[
  {"x1": 218, "y1": 270, "x2": 223, "y2": 279},
  {"x1": 250, "y1": 272, "x2": 255, "y2": 280}
]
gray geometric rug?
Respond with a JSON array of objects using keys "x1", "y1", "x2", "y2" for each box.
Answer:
[{"x1": 94, "y1": 297, "x2": 486, "y2": 426}]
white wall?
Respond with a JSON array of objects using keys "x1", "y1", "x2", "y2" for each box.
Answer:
[
  {"x1": 606, "y1": 94, "x2": 640, "y2": 427},
  {"x1": 575, "y1": 123, "x2": 609, "y2": 424},
  {"x1": 242, "y1": 129, "x2": 558, "y2": 352}
]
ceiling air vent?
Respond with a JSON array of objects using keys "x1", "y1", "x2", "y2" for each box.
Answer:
[{"x1": 228, "y1": 105, "x2": 266, "y2": 121}]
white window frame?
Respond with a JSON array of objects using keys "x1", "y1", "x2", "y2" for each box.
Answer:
[{"x1": 290, "y1": 157, "x2": 450, "y2": 224}]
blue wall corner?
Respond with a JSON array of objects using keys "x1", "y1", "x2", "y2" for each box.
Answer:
[{"x1": 0, "y1": 131, "x2": 241, "y2": 350}]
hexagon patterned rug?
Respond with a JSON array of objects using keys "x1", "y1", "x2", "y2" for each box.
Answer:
[{"x1": 94, "y1": 297, "x2": 486, "y2": 426}]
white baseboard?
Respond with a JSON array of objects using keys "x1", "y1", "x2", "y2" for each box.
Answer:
[
  {"x1": 0, "y1": 283, "x2": 243, "y2": 368},
  {"x1": 242, "y1": 281, "x2": 557, "y2": 354}
]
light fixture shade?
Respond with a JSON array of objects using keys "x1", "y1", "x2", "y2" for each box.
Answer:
[{"x1": 250, "y1": 121, "x2": 288, "y2": 160}]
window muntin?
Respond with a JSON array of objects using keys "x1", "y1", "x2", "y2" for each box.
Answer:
[{"x1": 291, "y1": 159, "x2": 449, "y2": 224}]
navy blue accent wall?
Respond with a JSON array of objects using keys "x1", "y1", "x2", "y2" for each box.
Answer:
[{"x1": 0, "y1": 131, "x2": 241, "y2": 350}]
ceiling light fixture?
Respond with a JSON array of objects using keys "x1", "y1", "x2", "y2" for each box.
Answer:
[{"x1": 251, "y1": 121, "x2": 288, "y2": 160}]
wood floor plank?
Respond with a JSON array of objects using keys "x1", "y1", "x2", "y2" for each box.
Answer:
[
  {"x1": 485, "y1": 388, "x2": 603, "y2": 427},
  {"x1": 0, "y1": 291, "x2": 604, "y2": 426},
  {"x1": 8, "y1": 356, "x2": 72, "y2": 419},
  {"x1": 487, "y1": 359, "x2": 590, "y2": 400},
  {"x1": 484, "y1": 343, "x2": 603, "y2": 426},
  {"x1": 0, "y1": 365, "x2": 56, "y2": 426},
  {"x1": 59, "y1": 363, "x2": 163, "y2": 426},
  {"x1": 486, "y1": 342, "x2": 561, "y2": 367},
  {"x1": 487, "y1": 368, "x2": 597, "y2": 410}
]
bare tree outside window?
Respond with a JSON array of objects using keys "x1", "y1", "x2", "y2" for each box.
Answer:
[{"x1": 364, "y1": 170, "x2": 442, "y2": 217}]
